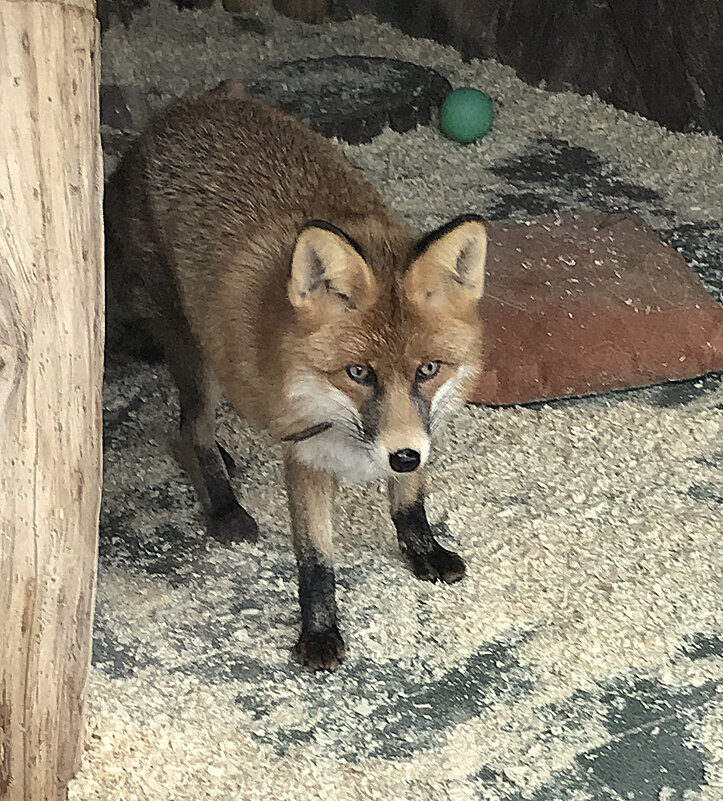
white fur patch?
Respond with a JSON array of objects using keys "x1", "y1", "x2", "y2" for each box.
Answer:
[
  {"x1": 283, "y1": 368, "x2": 471, "y2": 483},
  {"x1": 430, "y1": 365, "x2": 474, "y2": 432},
  {"x1": 419, "y1": 438, "x2": 431, "y2": 465},
  {"x1": 284, "y1": 374, "x2": 387, "y2": 484},
  {"x1": 294, "y1": 429, "x2": 387, "y2": 485},
  {"x1": 287, "y1": 374, "x2": 357, "y2": 420}
]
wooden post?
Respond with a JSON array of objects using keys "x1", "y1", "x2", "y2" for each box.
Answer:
[{"x1": 0, "y1": 0, "x2": 103, "y2": 798}]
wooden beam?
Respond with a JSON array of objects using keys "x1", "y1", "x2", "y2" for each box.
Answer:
[{"x1": 0, "y1": 0, "x2": 103, "y2": 797}]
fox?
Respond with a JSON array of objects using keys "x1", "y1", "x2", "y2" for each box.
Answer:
[{"x1": 104, "y1": 90, "x2": 488, "y2": 671}]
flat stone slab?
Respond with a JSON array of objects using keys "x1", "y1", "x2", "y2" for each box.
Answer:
[
  {"x1": 472, "y1": 212, "x2": 723, "y2": 405},
  {"x1": 245, "y1": 56, "x2": 452, "y2": 143}
]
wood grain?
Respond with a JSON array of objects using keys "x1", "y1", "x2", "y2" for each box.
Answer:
[{"x1": 0, "y1": 0, "x2": 103, "y2": 797}]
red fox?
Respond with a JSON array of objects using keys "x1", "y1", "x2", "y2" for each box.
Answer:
[{"x1": 105, "y1": 92, "x2": 487, "y2": 671}]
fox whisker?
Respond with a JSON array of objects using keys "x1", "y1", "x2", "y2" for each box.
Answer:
[
  {"x1": 333, "y1": 418, "x2": 371, "y2": 446},
  {"x1": 430, "y1": 389, "x2": 463, "y2": 433}
]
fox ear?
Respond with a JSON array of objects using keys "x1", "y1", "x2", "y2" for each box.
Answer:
[
  {"x1": 405, "y1": 216, "x2": 487, "y2": 309},
  {"x1": 289, "y1": 222, "x2": 377, "y2": 317}
]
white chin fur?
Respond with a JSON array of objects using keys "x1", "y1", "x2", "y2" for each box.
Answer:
[
  {"x1": 285, "y1": 374, "x2": 386, "y2": 483},
  {"x1": 293, "y1": 428, "x2": 387, "y2": 485}
]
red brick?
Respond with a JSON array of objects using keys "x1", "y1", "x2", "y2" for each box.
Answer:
[{"x1": 471, "y1": 212, "x2": 723, "y2": 405}]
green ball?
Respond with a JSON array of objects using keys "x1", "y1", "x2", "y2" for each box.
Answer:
[{"x1": 440, "y1": 87, "x2": 494, "y2": 144}]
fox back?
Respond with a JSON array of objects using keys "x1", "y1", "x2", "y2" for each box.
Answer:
[{"x1": 105, "y1": 94, "x2": 487, "y2": 484}]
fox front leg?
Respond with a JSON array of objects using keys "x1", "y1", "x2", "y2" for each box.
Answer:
[
  {"x1": 284, "y1": 454, "x2": 345, "y2": 671},
  {"x1": 389, "y1": 469, "x2": 466, "y2": 583}
]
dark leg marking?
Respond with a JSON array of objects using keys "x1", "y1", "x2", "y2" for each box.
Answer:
[
  {"x1": 392, "y1": 500, "x2": 466, "y2": 583},
  {"x1": 285, "y1": 457, "x2": 344, "y2": 671},
  {"x1": 295, "y1": 551, "x2": 345, "y2": 671},
  {"x1": 194, "y1": 444, "x2": 258, "y2": 545},
  {"x1": 196, "y1": 445, "x2": 238, "y2": 515},
  {"x1": 217, "y1": 442, "x2": 237, "y2": 476},
  {"x1": 152, "y1": 267, "x2": 257, "y2": 545}
]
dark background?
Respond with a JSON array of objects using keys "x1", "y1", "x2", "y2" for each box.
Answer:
[{"x1": 99, "y1": 0, "x2": 723, "y2": 140}]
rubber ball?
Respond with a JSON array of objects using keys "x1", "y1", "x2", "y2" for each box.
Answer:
[{"x1": 440, "y1": 87, "x2": 494, "y2": 144}]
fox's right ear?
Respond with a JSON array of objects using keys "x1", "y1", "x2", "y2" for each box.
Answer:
[{"x1": 288, "y1": 221, "x2": 377, "y2": 319}]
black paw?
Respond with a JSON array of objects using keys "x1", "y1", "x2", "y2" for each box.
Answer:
[
  {"x1": 406, "y1": 544, "x2": 466, "y2": 583},
  {"x1": 295, "y1": 628, "x2": 346, "y2": 672},
  {"x1": 209, "y1": 502, "x2": 258, "y2": 545}
]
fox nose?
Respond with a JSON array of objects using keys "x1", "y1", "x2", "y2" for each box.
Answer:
[{"x1": 389, "y1": 448, "x2": 421, "y2": 473}]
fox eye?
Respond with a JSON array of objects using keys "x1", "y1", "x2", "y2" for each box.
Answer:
[
  {"x1": 346, "y1": 365, "x2": 375, "y2": 385},
  {"x1": 416, "y1": 361, "x2": 441, "y2": 381}
]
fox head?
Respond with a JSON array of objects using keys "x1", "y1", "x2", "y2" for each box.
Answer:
[{"x1": 278, "y1": 215, "x2": 487, "y2": 483}]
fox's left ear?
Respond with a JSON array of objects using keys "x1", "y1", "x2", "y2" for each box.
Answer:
[{"x1": 405, "y1": 215, "x2": 487, "y2": 309}]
